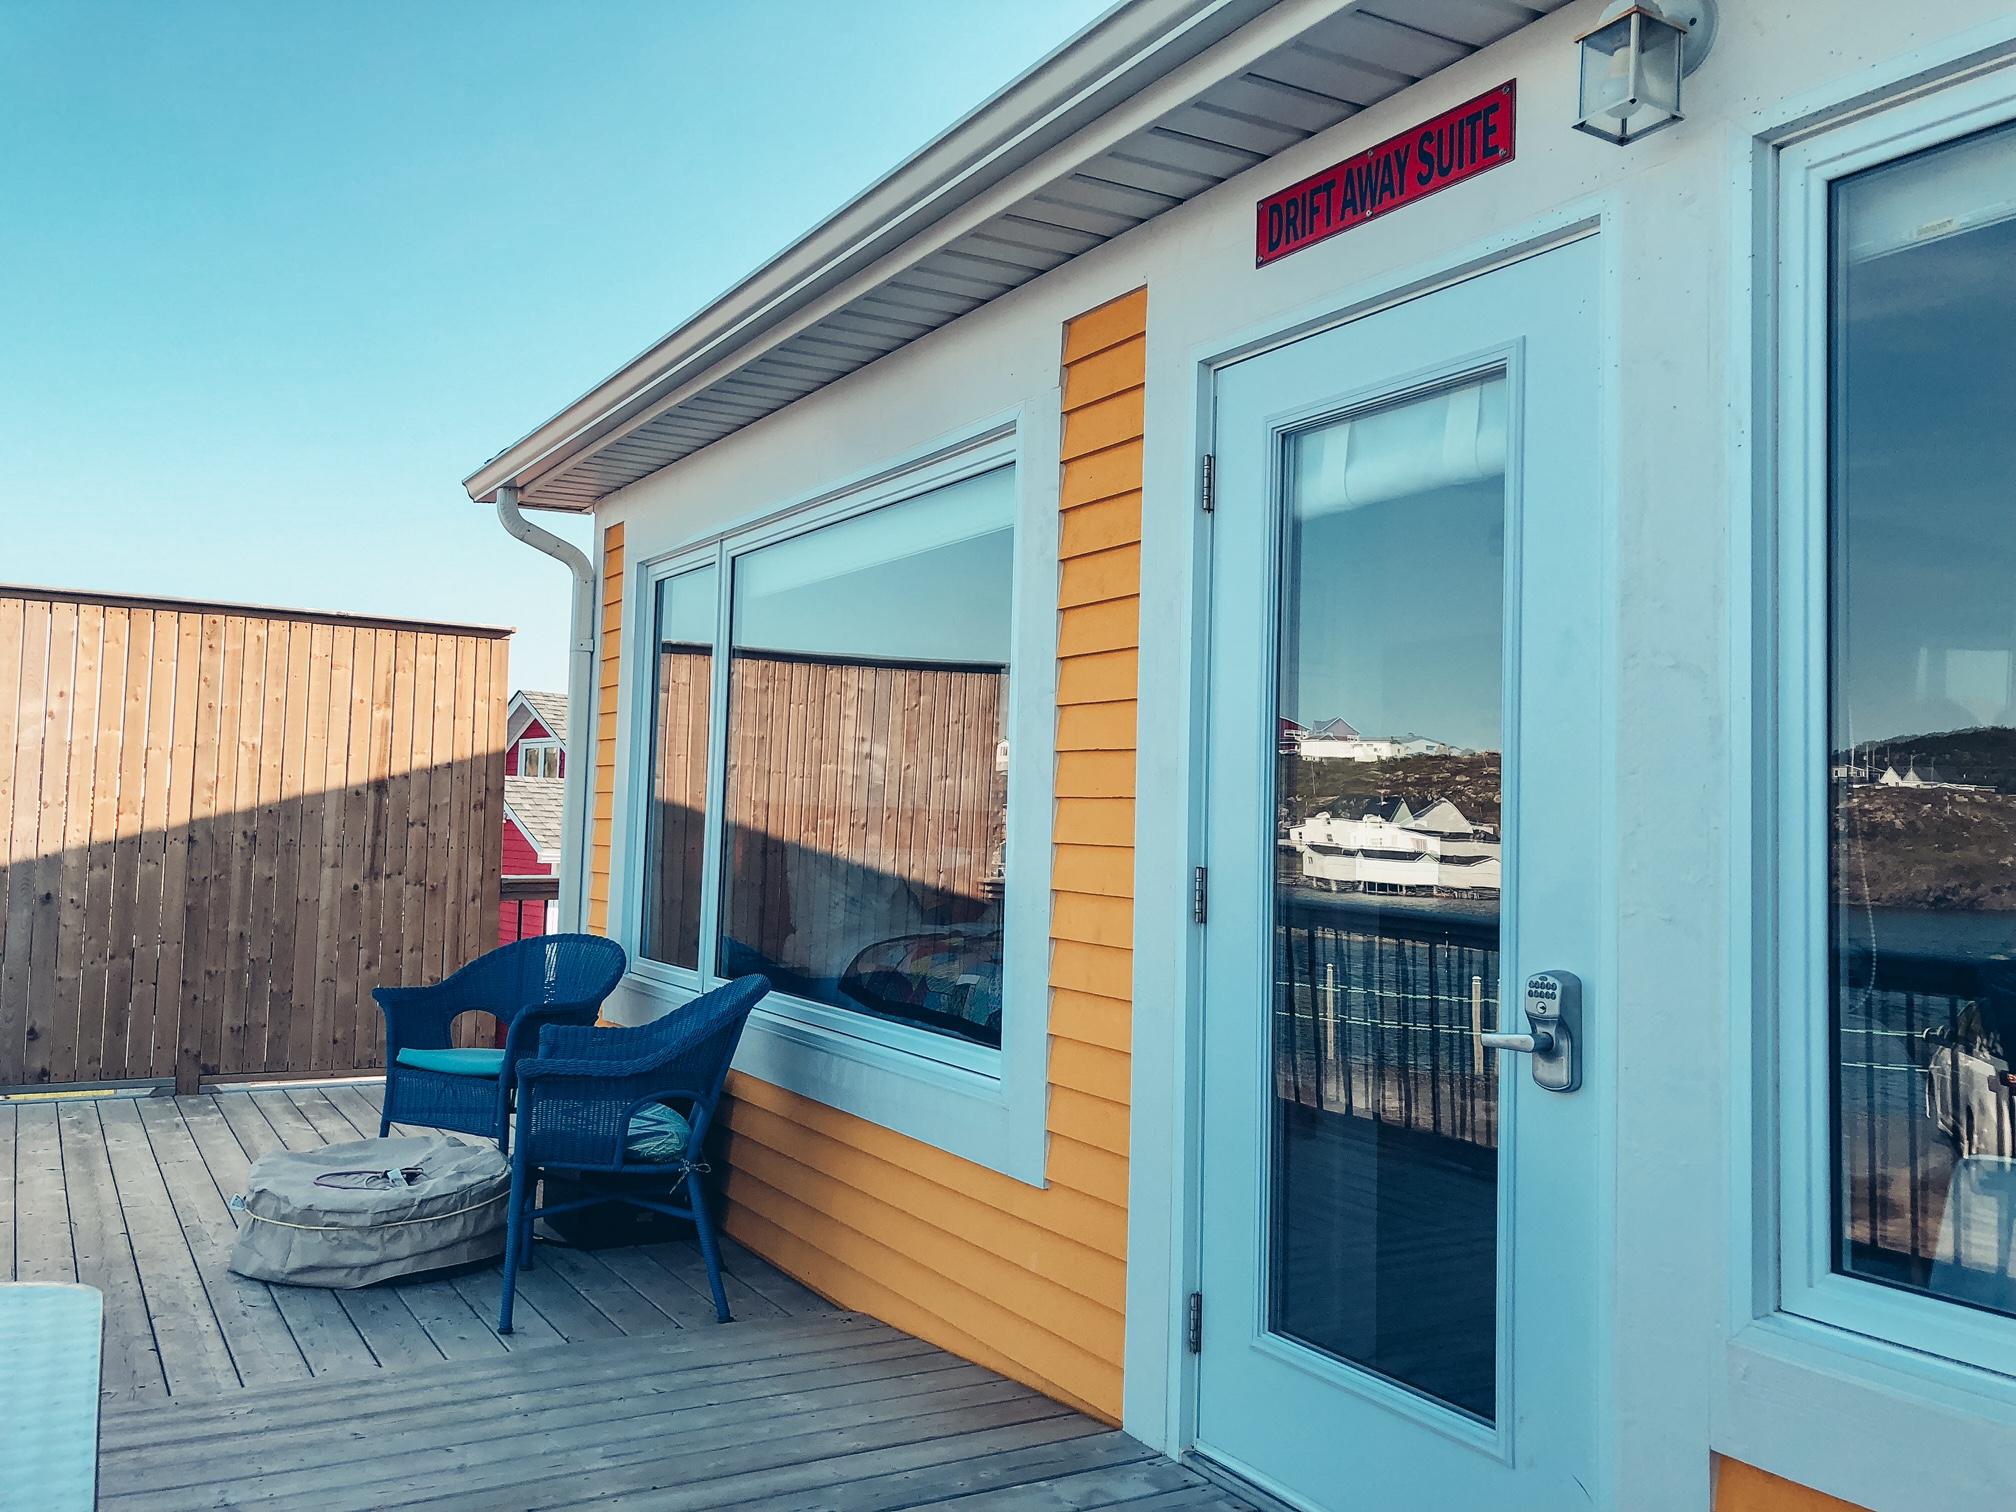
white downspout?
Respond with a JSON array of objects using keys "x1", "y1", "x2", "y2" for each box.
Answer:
[{"x1": 495, "y1": 485, "x2": 597, "y2": 935}]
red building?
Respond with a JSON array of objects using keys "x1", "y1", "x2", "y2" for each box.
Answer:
[{"x1": 500, "y1": 690, "x2": 566, "y2": 943}]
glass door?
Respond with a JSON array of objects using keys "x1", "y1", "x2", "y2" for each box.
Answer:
[{"x1": 1196, "y1": 238, "x2": 1605, "y2": 1508}]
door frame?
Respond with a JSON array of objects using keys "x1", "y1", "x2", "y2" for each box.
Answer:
[
  {"x1": 1130, "y1": 202, "x2": 1629, "y2": 1498},
  {"x1": 1203, "y1": 340, "x2": 1531, "y2": 1467}
]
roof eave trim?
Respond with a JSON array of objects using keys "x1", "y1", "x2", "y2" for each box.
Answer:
[{"x1": 462, "y1": 0, "x2": 1293, "y2": 505}]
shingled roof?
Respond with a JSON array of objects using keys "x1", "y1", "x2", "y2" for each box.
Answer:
[{"x1": 503, "y1": 775, "x2": 566, "y2": 861}]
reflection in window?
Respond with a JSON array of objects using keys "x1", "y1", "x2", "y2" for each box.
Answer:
[
  {"x1": 1271, "y1": 374, "x2": 1505, "y2": 1421},
  {"x1": 719, "y1": 469, "x2": 1014, "y2": 1047},
  {"x1": 1830, "y1": 121, "x2": 2016, "y2": 1318},
  {"x1": 641, "y1": 567, "x2": 716, "y2": 970}
]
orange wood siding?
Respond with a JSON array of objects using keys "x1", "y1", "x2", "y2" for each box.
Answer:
[
  {"x1": 586, "y1": 522, "x2": 624, "y2": 936},
  {"x1": 1716, "y1": 1460, "x2": 1870, "y2": 1512},
  {"x1": 716, "y1": 288, "x2": 1149, "y2": 1422}
]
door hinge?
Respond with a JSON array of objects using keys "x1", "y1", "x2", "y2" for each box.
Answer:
[
  {"x1": 1186, "y1": 1291, "x2": 1204, "y2": 1353},
  {"x1": 1192, "y1": 866, "x2": 1208, "y2": 924},
  {"x1": 1200, "y1": 453, "x2": 1215, "y2": 513}
]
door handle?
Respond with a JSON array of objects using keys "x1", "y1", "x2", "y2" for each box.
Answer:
[
  {"x1": 1479, "y1": 1029, "x2": 1554, "y2": 1055},
  {"x1": 1477, "y1": 971, "x2": 1583, "y2": 1093}
]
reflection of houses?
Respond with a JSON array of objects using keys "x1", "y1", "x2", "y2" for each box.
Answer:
[
  {"x1": 1287, "y1": 797, "x2": 1500, "y2": 895},
  {"x1": 1289, "y1": 716, "x2": 1459, "y2": 761},
  {"x1": 1877, "y1": 761, "x2": 1986, "y2": 791}
]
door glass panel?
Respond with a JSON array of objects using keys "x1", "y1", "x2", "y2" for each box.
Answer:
[
  {"x1": 1272, "y1": 373, "x2": 1506, "y2": 1421},
  {"x1": 1830, "y1": 120, "x2": 2016, "y2": 1317},
  {"x1": 641, "y1": 565, "x2": 717, "y2": 969}
]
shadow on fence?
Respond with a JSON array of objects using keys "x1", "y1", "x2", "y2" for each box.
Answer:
[{"x1": 0, "y1": 589, "x2": 508, "y2": 1090}]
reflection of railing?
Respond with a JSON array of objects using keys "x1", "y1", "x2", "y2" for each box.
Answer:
[
  {"x1": 1834, "y1": 945, "x2": 1996, "y2": 1278},
  {"x1": 1274, "y1": 893, "x2": 1499, "y2": 1148}
]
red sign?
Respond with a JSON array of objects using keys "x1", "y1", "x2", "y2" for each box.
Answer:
[{"x1": 1256, "y1": 82, "x2": 1516, "y2": 267}]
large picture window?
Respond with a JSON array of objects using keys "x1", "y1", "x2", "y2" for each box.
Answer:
[
  {"x1": 1828, "y1": 119, "x2": 2016, "y2": 1321},
  {"x1": 634, "y1": 463, "x2": 1017, "y2": 1058},
  {"x1": 719, "y1": 469, "x2": 1014, "y2": 1047}
]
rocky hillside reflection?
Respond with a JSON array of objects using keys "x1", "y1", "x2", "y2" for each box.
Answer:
[{"x1": 1835, "y1": 727, "x2": 2016, "y2": 912}]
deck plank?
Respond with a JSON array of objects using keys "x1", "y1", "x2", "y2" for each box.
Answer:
[
  {"x1": 686, "y1": 1231, "x2": 835, "y2": 1317},
  {"x1": 391, "y1": 1274, "x2": 513, "y2": 1361},
  {"x1": 108, "y1": 1343, "x2": 977, "y2": 1499},
  {"x1": 712, "y1": 1428, "x2": 1164, "y2": 1511},
  {"x1": 131, "y1": 1096, "x2": 311, "y2": 1387},
  {"x1": 519, "y1": 1403, "x2": 1098, "y2": 1512},
  {"x1": 56, "y1": 1100, "x2": 165, "y2": 1399},
  {"x1": 587, "y1": 1237, "x2": 725, "y2": 1329},
  {"x1": 11, "y1": 1101, "x2": 77, "y2": 1283},
  {"x1": 221, "y1": 1376, "x2": 1060, "y2": 1512},
  {"x1": 635, "y1": 1235, "x2": 792, "y2": 1321},
  {"x1": 99, "y1": 1319, "x2": 915, "y2": 1448},
  {"x1": 247, "y1": 1085, "x2": 333, "y2": 1151},
  {"x1": 457, "y1": 1249, "x2": 620, "y2": 1344},
  {"x1": 333, "y1": 1285, "x2": 448, "y2": 1371},
  {"x1": 178, "y1": 1092, "x2": 380, "y2": 1380},
  {"x1": 320, "y1": 1081, "x2": 390, "y2": 1139},
  {"x1": 283, "y1": 1084, "x2": 375, "y2": 1148},
  {"x1": 446, "y1": 1264, "x2": 565, "y2": 1348},
  {"x1": 766, "y1": 1433, "x2": 1162, "y2": 1512},
  {"x1": 95, "y1": 1097, "x2": 242, "y2": 1394},
  {"x1": 531, "y1": 1240, "x2": 691, "y2": 1338},
  {"x1": 931, "y1": 1455, "x2": 1216, "y2": 1509}
]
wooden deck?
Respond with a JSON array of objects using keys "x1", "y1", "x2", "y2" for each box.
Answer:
[{"x1": 0, "y1": 1082, "x2": 1256, "y2": 1511}]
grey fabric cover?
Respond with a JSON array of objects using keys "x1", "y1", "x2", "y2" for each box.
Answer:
[{"x1": 228, "y1": 1135, "x2": 509, "y2": 1288}]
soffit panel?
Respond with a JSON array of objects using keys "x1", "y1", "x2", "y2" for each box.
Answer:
[{"x1": 515, "y1": 0, "x2": 1566, "y2": 509}]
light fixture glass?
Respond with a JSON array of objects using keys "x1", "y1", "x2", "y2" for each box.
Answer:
[{"x1": 1574, "y1": 1, "x2": 1694, "y2": 145}]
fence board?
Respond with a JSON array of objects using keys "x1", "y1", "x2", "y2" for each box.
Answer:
[
  {"x1": 0, "y1": 589, "x2": 507, "y2": 1088},
  {"x1": 78, "y1": 606, "x2": 129, "y2": 1079}
]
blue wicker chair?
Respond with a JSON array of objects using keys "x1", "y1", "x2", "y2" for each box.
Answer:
[
  {"x1": 375, "y1": 934, "x2": 628, "y2": 1155},
  {"x1": 497, "y1": 975, "x2": 769, "y2": 1333}
]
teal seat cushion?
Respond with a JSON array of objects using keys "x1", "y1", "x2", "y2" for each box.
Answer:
[
  {"x1": 395, "y1": 1047, "x2": 506, "y2": 1078},
  {"x1": 624, "y1": 1104, "x2": 692, "y2": 1163}
]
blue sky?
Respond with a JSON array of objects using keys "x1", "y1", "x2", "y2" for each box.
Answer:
[{"x1": 1, "y1": 0, "x2": 1112, "y2": 692}]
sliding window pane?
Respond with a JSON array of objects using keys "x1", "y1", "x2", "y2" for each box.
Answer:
[
  {"x1": 720, "y1": 468, "x2": 1014, "y2": 1046},
  {"x1": 641, "y1": 566, "x2": 716, "y2": 969},
  {"x1": 1830, "y1": 120, "x2": 2016, "y2": 1317}
]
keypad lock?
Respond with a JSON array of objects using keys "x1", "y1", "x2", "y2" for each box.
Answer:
[{"x1": 1479, "y1": 970, "x2": 1583, "y2": 1093}]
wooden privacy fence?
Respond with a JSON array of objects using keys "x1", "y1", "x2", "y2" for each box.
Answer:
[{"x1": 0, "y1": 587, "x2": 510, "y2": 1092}]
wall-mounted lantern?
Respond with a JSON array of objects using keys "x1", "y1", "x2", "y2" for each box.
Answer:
[{"x1": 1574, "y1": 0, "x2": 1716, "y2": 145}]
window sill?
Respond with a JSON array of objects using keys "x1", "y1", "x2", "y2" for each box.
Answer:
[
  {"x1": 602, "y1": 967, "x2": 1044, "y2": 1185},
  {"x1": 1716, "y1": 1310, "x2": 2016, "y2": 1510}
]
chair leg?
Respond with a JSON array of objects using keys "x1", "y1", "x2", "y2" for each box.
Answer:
[
  {"x1": 518, "y1": 1174, "x2": 538, "y2": 1269},
  {"x1": 498, "y1": 1166, "x2": 528, "y2": 1334},
  {"x1": 688, "y1": 1170, "x2": 732, "y2": 1324}
]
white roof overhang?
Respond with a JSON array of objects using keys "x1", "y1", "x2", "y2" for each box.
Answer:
[{"x1": 465, "y1": 0, "x2": 1566, "y2": 511}]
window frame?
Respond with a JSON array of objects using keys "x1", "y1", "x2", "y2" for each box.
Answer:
[
  {"x1": 1772, "y1": 67, "x2": 2016, "y2": 1381},
  {"x1": 517, "y1": 739, "x2": 561, "y2": 779},
  {"x1": 616, "y1": 414, "x2": 1057, "y2": 1183}
]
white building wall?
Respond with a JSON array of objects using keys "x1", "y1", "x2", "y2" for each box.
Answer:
[{"x1": 584, "y1": 3, "x2": 2016, "y2": 1505}]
